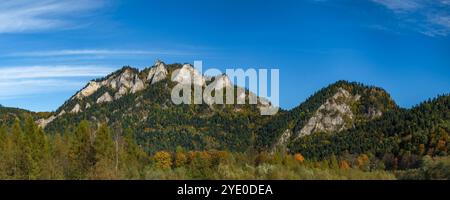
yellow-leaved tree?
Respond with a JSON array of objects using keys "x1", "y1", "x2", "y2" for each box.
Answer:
[{"x1": 154, "y1": 151, "x2": 172, "y2": 170}]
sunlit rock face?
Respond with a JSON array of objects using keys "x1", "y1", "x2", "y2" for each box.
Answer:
[
  {"x1": 296, "y1": 88, "x2": 360, "y2": 138},
  {"x1": 57, "y1": 110, "x2": 66, "y2": 117},
  {"x1": 172, "y1": 64, "x2": 206, "y2": 86},
  {"x1": 97, "y1": 92, "x2": 113, "y2": 104},
  {"x1": 147, "y1": 60, "x2": 168, "y2": 84},
  {"x1": 117, "y1": 69, "x2": 134, "y2": 88},
  {"x1": 71, "y1": 103, "x2": 82, "y2": 113},
  {"x1": 75, "y1": 81, "x2": 101, "y2": 99},
  {"x1": 36, "y1": 115, "x2": 56, "y2": 128},
  {"x1": 113, "y1": 69, "x2": 135, "y2": 99},
  {"x1": 131, "y1": 75, "x2": 145, "y2": 94}
]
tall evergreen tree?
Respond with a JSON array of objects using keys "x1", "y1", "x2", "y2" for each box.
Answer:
[
  {"x1": 69, "y1": 120, "x2": 94, "y2": 179},
  {"x1": 10, "y1": 120, "x2": 34, "y2": 179},
  {"x1": 91, "y1": 123, "x2": 116, "y2": 179},
  {"x1": 0, "y1": 125, "x2": 8, "y2": 178},
  {"x1": 49, "y1": 133, "x2": 68, "y2": 179},
  {"x1": 119, "y1": 128, "x2": 148, "y2": 179}
]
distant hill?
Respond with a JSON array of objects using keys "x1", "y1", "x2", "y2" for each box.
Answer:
[
  {"x1": 255, "y1": 80, "x2": 397, "y2": 152},
  {"x1": 0, "y1": 106, "x2": 50, "y2": 127},
  {"x1": 290, "y1": 94, "x2": 450, "y2": 169},
  {"x1": 254, "y1": 80, "x2": 448, "y2": 169}
]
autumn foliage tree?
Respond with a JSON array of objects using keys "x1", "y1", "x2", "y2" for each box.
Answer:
[
  {"x1": 339, "y1": 160, "x2": 351, "y2": 170},
  {"x1": 153, "y1": 151, "x2": 172, "y2": 170},
  {"x1": 356, "y1": 154, "x2": 370, "y2": 171},
  {"x1": 294, "y1": 153, "x2": 305, "y2": 163}
]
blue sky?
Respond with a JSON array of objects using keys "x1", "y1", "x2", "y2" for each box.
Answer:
[{"x1": 0, "y1": 0, "x2": 449, "y2": 112}]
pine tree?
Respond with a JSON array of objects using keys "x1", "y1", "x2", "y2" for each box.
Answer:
[
  {"x1": 50, "y1": 133, "x2": 69, "y2": 179},
  {"x1": 36, "y1": 128, "x2": 52, "y2": 179},
  {"x1": 0, "y1": 125, "x2": 6, "y2": 148},
  {"x1": 119, "y1": 128, "x2": 147, "y2": 179},
  {"x1": 69, "y1": 120, "x2": 95, "y2": 179},
  {"x1": 91, "y1": 123, "x2": 116, "y2": 179},
  {"x1": 10, "y1": 120, "x2": 34, "y2": 179},
  {"x1": 0, "y1": 125, "x2": 8, "y2": 178},
  {"x1": 23, "y1": 116, "x2": 43, "y2": 179}
]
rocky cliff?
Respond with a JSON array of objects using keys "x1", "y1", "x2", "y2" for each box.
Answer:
[{"x1": 256, "y1": 80, "x2": 398, "y2": 152}]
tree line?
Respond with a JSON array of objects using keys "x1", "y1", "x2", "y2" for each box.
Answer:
[
  {"x1": 0, "y1": 116, "x2": 404, "y2": 180},
  {"x1": 0, "y1": 117, "x2": 147, "y2": 179}
]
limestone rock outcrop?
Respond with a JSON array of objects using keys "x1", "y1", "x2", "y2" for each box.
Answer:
[
  {"x1": 75, "y1": 81, "x2": 101, "y2": 99},
  {"x1": 131, "y1": 75, "x2": 145, "y2": 94},
  {"x1": 97, "y1": 92, "x2": 113, "y2": 104},
  {"x1": 70, "y1": 104, "x2": 82, "y2": 113},
  {"x1": 147, "y1": 60, "x2": 168, "y2": 84},
  {"x1": 36, "y1": 115, "x2": 56, "y2": 128},
  {"x1": 172, "y1": 64, "x2": 205, "y2": 86},
  {"x1": 295, "y1": 88, "x2": 360, "y2": 138}
]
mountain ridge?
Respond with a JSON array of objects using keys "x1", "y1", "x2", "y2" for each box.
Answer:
[
  {"x1": 38, "y1": 61, "x2": 274, "y2": 153},
  {"x1": 1, "y1": 62, "x2": 448, "y2": 163},
  {"x1": 38, "y1": 61, "x2": 274, "y2": 129}
]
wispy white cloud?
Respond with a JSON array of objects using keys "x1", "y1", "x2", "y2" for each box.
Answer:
[
  {"x1": 0, "y1": 0, "x2": 105, "y2": 33},
  {"x1": 5, "y1": 49, "x2": 193, "y2": 57},
  {"x1": 371, "y1": 0, "x2": 450, "y2": 37},
  {"x1": 372, "y1": 0, "x2": 421, "y2": 12},
  {"x1": 0, "y1": 65, "x2": 113, "y2": 99},
  {"x1": 0, "y1": 79, "x2": 85, "y2": 100},
  {"x1": 0, "y1": 65, "x2": 113, "y2": 80},
  {"x1": 429, "y1": 15, "x2": 450, "y2": 29}
]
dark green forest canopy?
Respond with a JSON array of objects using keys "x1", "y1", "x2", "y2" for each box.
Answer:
[
  {"x1": 290, "y1": 94, "x2": 450, "y2": 169},
  {"x1": 255, "y1": 80, "x2": 398, "y2": 151}
]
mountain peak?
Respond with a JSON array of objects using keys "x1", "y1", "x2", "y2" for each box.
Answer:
[
  {"x1": 154, "y1": 59, "x2": 164, "y2": 66},
  {"x1": 147, "y1": 60, "x2": 168, "y2": 84},
  {"x1": 172, "y1": 63, "x2": 206, "y2": 86}
]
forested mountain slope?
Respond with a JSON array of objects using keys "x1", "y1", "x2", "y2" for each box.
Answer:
[
  {"x1": 290, "y1": 94, "x2": 450, "y2": 169},
  {"x1": 0, "y1": 106, "x2": 50, "y2": 127},
  {"x1": 255, "y1": 81, "x2": 397, "y2": 152},
  {"x1": 41, "y1": 61, "x2": 274, "y2": 153}
]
